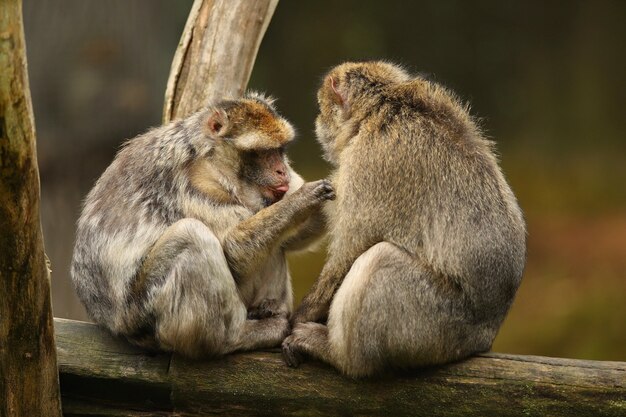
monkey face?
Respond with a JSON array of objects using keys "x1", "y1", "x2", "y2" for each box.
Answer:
[
  {"x1": 239, "y1": 147, "x2": 291, "y2": 206},
  {"x1": 203, "y1": 93, "x2": 296, "y2": 206}
]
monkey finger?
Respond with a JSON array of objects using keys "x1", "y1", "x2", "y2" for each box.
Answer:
[
  {"x1": 320, "y1": 179, "x2": 334, "y2": 193},
  {"x1": 320, "y1": 178, "x2": 333, "y2": 187},
  {"x1": 281, "y1": 339, "x2": 304, "y2": 368},
  {"x1": 313, "y1": 182, "x2": 335, "y2": 200}
]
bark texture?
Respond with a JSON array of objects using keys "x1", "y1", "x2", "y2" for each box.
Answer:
[
  {"x1": 0, "y1": 1, "x2": 62, "y2": 416},
  {"x1": 55, "y1": 318, "x2": 626, "y2": 417},
  {"x1": 163, "y1": 0, "x2": 279, "y2": 122}
]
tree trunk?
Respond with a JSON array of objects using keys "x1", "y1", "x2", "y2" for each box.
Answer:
[
  {"x1": 163, "y1": 0, "x2": 279, "y2": 122},
  {"x1": 0, "y1": 1, "x2": 62, "y2": 416}
]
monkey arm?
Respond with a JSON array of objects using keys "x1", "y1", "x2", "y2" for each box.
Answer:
[
  {"x1": 222, "y1": 200, "x2": 304, "y2": 283},
  {"x1": 291, "y1": 228, "x2": 375, "y2": 325},
  {"x1": 290, "y1": 169, "x2": 377, "y2": 325},
  {"x1": 291, "y1": 252, "x2": 355, "y2": 325},
  {"x1": 280, "y1": 167, "x2": 328, "y2": 251},
  {"x1": 281, "y1": 209, "x2": 328, "y2": 252},
  {"x1": 222, "y1": 180, "x2": 334, "y2": 284}
]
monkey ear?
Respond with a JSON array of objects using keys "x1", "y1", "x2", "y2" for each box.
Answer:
[
  {"x1": 329, "y1": 76, "x2": 347, "y2": 108},
  {"x1": 207, "y1": 109, "x2": 229, "y2": 137}
]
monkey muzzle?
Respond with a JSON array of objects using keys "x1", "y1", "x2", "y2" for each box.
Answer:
[{"x1": 264, "y1": 184, "x2": 289, "y2": 204}]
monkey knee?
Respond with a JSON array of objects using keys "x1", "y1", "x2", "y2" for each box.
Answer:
[
  {"x1": 154, "y1": 218, "x2": 228, "y2": 281},
  {"x1": 147, "y1": 221, "x2": 243, "y2": 357},
  {"x1": 154, "y1": 291, "x2": 246, "y2": 357},
  {"x1": 327, "y1": 242, "x2": 415, "y2": 376},
  {"x1": 157, "y1": 318, "x2": 229, "y2": 357},
  {"x1": 168, "y1": 218, "x2": 221, "y2": 249},
  {"x1": 328, "y1": 335, "x2": 380, "y2": 378},
  {"x1": 327, "y1": 311, "x2": 383, "y2": 377},
  {"x1": 329, "y1": 242, "x2": 400, "y2": 319}
]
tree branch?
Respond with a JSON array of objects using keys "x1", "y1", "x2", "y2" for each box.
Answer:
[
  {"x1": 163, "y1": 0, "x2": 279, "y2": 122},
  {"x1": 55, "y1": 318, "x2": 626, "y2": 417}
]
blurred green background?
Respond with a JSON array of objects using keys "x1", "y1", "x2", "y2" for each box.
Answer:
[{"x1": 24, "y1": 0, "x2": 625, "y2": 361}]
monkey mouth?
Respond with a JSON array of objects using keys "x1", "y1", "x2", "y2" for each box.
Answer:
[{"x1": 264, "y1": 184, "x2": 289, "y2": 203}]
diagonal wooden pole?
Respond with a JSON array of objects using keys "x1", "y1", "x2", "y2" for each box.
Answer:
[
  {"x1": 163, "y1": 0, "x2": 279, "y2": 122},
  {"x1": 0, "y1": 1, "x2": 62, "y2": 416}
]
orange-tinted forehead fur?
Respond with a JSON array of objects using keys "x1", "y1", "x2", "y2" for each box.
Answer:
[{"x1": 228, "y1": 99, "x2": 294, "y2": 150}]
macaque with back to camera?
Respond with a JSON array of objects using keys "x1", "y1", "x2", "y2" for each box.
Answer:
[
  {"x1": 71, "y1": 93, "x2": 334, "y2": 357},
  {"x1": 282, "y1": 61, "x2": 527, "y2": 377}
]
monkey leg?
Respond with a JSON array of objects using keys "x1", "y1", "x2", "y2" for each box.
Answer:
[
  {"x1": 232, "y1": 315, "x2": 290, "y2": 352},
  {"x1": 281, "y1": 241, "x2": 382, "y2": 372},
  {"x1": 138, "y1": 218, "x2": 288, "y2": 357},
  {"x1": 284, "y1": 242, "x2": 490, "y2": 377}
]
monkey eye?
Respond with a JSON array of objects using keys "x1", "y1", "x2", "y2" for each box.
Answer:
[{"x1": 278, "y1": 145, "x2": 286, "y2": 155}]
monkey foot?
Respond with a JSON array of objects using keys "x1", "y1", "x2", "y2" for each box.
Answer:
[
  {"x1": 281, "y1": 335, "x2": 305, "y2": 368},
  {"x1": 247, "y1": 298, "x2": 284, "y2": 320}
]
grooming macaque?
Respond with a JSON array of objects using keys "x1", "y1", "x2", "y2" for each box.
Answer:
[
  {"x1": 71, "y1": 93, "x2": 334, "y2": 357},
  {"x1": 282, "y1": 62, "x2": 526, "y2": 377}
]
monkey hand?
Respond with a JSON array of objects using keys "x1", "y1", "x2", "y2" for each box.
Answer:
[
  {"x1": 281, "y1": 322, "x2": 318, "y2": 368},
  {"x1": 281, "y1": 334, "x2": 304, "y2": 368},
  {"x1": 247, "y1": 298, "x2": 285, "y2": 320},
  {"x1": 293, "y1": 179, "x2": 336, "y2": 206},
  {"x1": 284, "y1": 179, "x2": 335, "y2": 225}
]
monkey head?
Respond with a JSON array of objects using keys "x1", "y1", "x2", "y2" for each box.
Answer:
[
  {"x1": 315, "y1": 61, "x2": 410, "y2": 164},
  {"x1": 205, "y1": 93, "x2": 295, "y2": 205}
]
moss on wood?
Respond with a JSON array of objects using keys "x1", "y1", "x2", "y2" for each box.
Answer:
[{"x1": 56, "y1": 319, "x2": 625, "y2": 417}]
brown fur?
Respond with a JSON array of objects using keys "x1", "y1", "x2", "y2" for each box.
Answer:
[{"x1": 282, "y1": 62, "x2": 526, "y2": 377}]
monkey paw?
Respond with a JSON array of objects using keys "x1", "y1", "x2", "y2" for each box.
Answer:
[
  {"x1": 281, "y1": 322, "x2": 324, "y2": 368},
  {"x1": 313, "y1": 179, "x2": 336, "y2": 201},
  {"x1": 281, "y1": 333, "x2": 305, "y2": 368},
  {"x1": 247, "y1": 298, "x2": 284, "y2": 320},
  {"x1": 300, "y1": 179, "x2": 336, "y2": 203}
]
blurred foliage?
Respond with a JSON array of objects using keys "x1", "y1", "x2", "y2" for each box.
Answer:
[
  {"x1": 23, "y1": 0, "x2": 625, "y2": 361},
  {"x1": 250, "y1": 0, "x2": 626, "y2": 361}
]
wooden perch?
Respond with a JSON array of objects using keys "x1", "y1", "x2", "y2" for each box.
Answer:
[
  {"x1": 55, "y1": 318, "x2": 625, "y2": 417},
  {"x1": 163, "y1": 0, "x2": 279, "y2": 122}
]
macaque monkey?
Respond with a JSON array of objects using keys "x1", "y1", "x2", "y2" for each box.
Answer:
[
  {"x1": 71, "y1": 93, "x2": 334, "y2": 357},
  {"x1": 282, "y1": 62, "x2": 526, "y2": 377}
]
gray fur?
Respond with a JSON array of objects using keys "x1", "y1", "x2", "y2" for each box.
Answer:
[
  {"x1": 283, "y1": 61, "x2": 527, "y2": 377},
  {"x1": 72, "y1": 94, "x2": 333, "y2": 357}
]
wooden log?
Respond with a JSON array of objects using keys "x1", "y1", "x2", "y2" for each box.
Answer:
[
  {"x1": 163, "y1": 0, "x2": 279, "y2": 122},
  {"x1": 55, "y1": 318, "x2": 625, "y2": 417},
  {"x1": 0, "y1": 1, "x2": 62, "y2": 416}
]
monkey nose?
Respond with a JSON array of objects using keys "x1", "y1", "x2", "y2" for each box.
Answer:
[{"x1": 276, "y1": 169, "x2": 289, "y2": 183}]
